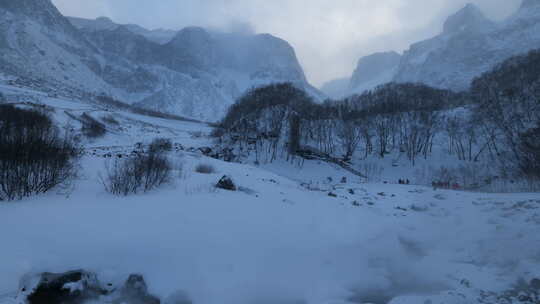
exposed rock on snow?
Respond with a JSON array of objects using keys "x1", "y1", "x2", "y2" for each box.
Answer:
[
  {"x1": 19, "y1": 270, "x2": 103, "y2": 304},
  {"x1": 216, "y1": 175, "x2": 237, "y2": 191},
  {"x1": 15, "y1": 271, "x2": 161, "y2": 304}
]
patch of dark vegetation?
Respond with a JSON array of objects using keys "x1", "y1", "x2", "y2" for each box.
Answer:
[
  {"x1": 0, "y1": 105, "x2": 80, "y2": 201},
  {"x1": 195, "y1": 163, "x2": 216, "y2": 174},
  {"x1": 81, "y1": 112, "x2": 107, "y2": 138},
  {"x1": 101, "y1": 151, "x2": 173, "y2": 196},
  {"x1": 149, "y1": 138, "x2": 173, "y2": 153},
  {"x1": 472, "y1": 49, "x2": 540, "y2": 180},
  {"x1": 95, "y1": 94, "x2": 204, "y2": 124}
]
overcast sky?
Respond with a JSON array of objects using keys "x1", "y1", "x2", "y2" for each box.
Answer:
[{"x1": 52, "y1": 0, "x2": 522, "y2": 87}]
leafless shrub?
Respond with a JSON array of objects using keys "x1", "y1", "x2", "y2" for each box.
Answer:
[
  {"x1": 195, "y1": 163, "x2": 216, "y2": 174},
  {"x1": 101, "y1": 152, "x2": 172, "y2": 196},
  {"x1": 149, "y1": 138, "x2": 172, "y2": 153},
  {"x1": 0, "y1": 105, "x2": 81, "y2": 201}
]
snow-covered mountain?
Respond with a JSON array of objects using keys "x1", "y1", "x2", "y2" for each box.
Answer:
[
  {"x1": 320, "y1": 77, "x2": 350, "y2": 99},
  {"x1": 0, "y1": 0, "x2": 109, "y2": 94},
  {"x1": 320, "y1": 52, "x2": 401, "y2": 99},
  {"x1": 341, "y1": 1, "x2": 540, "y2": 95},
  {"x1": 68, "y1": 16, "x2": 177, "y2": 44},
  {"x1": 0, "y1": 0, "x2": 322, "y2": 122},
  {"x1": 394, "y1": 1, "x2": 540, "y2": 91},
  {"x1": 349, "y1": 51, "x2": 401, "y2": 95}
]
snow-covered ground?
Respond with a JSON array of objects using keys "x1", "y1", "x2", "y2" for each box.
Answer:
[{"x1": 1, "y1": 89, "x2": 540, "y2": 304}]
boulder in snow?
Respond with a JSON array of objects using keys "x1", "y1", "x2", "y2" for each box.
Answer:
[
  {"x1": 17, "y1": 270, "x2": 161, "y2": 304},
  {"x1": 216, "y1": 175, "x2": 237, "y2": 191},
  {"x1": 22, "y1": 270, "x2": 103, "y2": 304}
]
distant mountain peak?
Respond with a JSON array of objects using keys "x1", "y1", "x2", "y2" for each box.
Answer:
[
  {"x1": 169, "y1": 27, "x2": 211, "y2": 46},
  {"x1": 1, "y1": 0, "x2": 60, "y2": 20},
  {"x1": 96, "y1": 16, "x2": 113, "y2": 22},
  {"x1": 443, "y1": 3, "x2": 492, "y2": 34}
]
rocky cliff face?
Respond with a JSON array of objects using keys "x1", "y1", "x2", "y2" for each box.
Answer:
[
  {"x1": 68, "y1": 16, "x2": 176, "y2": 44},
  {"x1": 0, "y1": 0, "x2": 109, "y2": 93},
  {"x1": 0, "y1": 2, "x2": 322, "y2": 122},
  {"x1": 349, "y1": 51, "x2": 401, "y2": 95},
  {"x1": 393, "y1": 1, "x2": 540, "y2": 91}
]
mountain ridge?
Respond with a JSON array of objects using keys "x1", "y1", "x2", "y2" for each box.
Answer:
[
  {"x1": 349, "y1": 51, "x2": 402, "y2": 95},
  {"x1": 0, "y1": 2, "x2": 323, "y2": 122},
  {"x1": 393, "y1": 1, "x2": 540, "y2": 91}
]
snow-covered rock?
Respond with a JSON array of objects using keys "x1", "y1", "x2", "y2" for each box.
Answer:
[{"x1": 14, "y1": 271, "x2": 161, "y2": 304}]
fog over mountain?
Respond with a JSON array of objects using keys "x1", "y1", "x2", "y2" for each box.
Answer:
[
  {"x1": 0, "y1": 0, "x2": 324, "y2": 122},
  {"x1": 52, "y1": 0, "x2": 522, "y2": 87}
]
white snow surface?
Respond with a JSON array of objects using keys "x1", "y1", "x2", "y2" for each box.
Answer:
[{"x1": 0, "y1": 89, "x2": 539, "y2": 304}]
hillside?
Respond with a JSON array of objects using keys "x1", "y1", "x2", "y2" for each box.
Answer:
[
  {"x1": 0, "y1": 83, "x2": 539, "y2": 304},
  {"x1": 0, "y1": 0, "x2": 323, "y2": 122},
  {"x1": 342, "y1": 1, "x2": 540, "y2": 96},
  {"x1": 394, "y1": 1, "x2": 540, "y2": 91}
]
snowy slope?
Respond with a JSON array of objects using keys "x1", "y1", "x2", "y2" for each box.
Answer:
[
  {"x1": 394, "y1": 1, "x2": 540, "y2": 91},
  {"x1": 1, "y1": 84, "x2": 540, "y2": 304},
  {"x1": 0, "y1": 1, "x2": 109, "y2": 95}
]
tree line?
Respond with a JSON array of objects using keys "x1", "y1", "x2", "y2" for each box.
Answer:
[{"x1": 214, "y1": 49, "x2": 540, "y2": 181}]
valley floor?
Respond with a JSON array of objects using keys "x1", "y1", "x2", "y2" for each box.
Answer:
[{"x1": 1, "y1": 89, "x2": 540, "y2": 304}]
